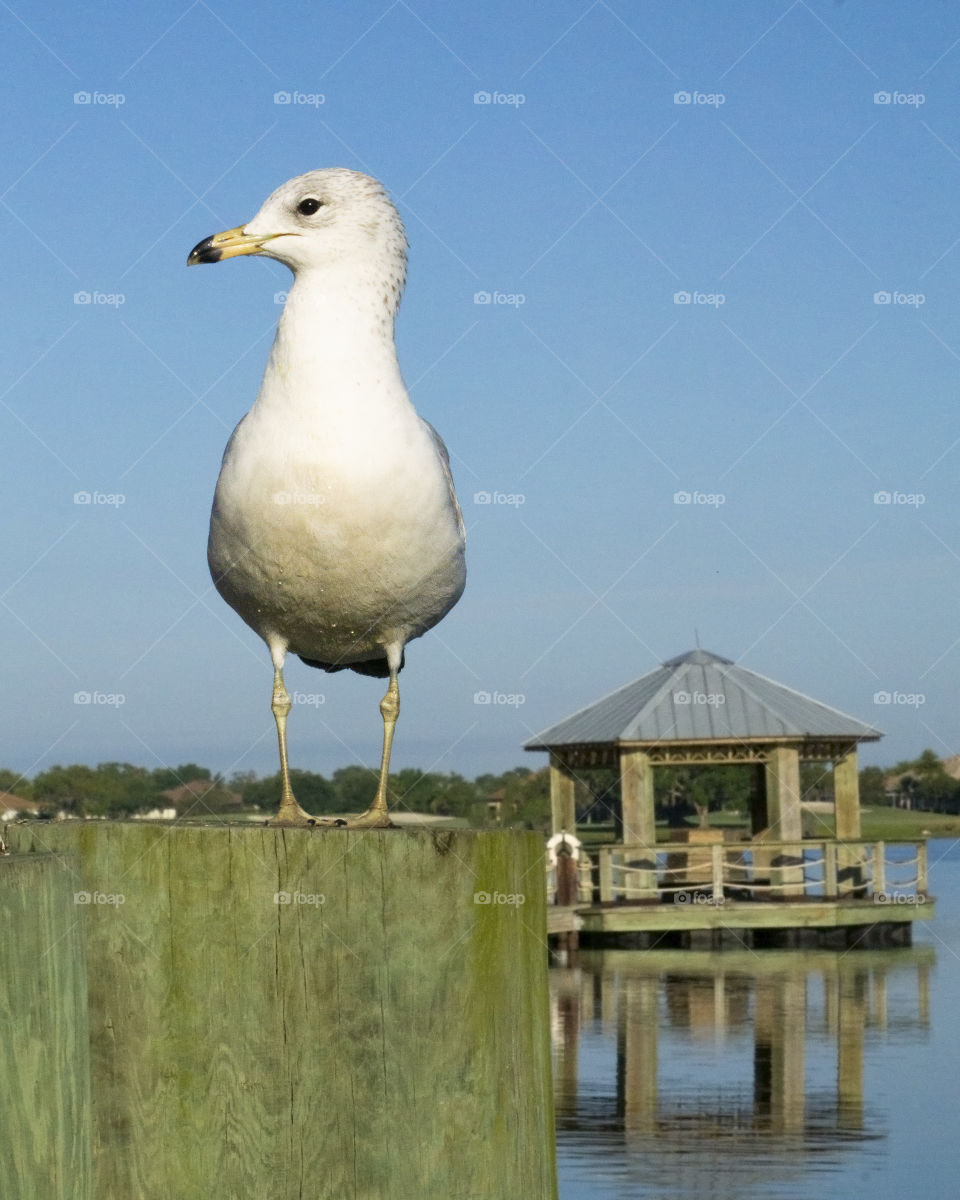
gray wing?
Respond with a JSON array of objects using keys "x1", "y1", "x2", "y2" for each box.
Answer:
[{"x1": 422, "y1": 419, "x2": 465, "y2": 542}]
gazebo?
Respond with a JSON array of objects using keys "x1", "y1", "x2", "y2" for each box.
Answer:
[
  {"x1": 525, "y1": 649, "x2": 881, "y2": 850},
  {"x1": 527, "y1": 651, "x2": 932, "y2": 945}
]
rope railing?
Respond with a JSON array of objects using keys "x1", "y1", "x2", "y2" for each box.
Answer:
[
  {"x1": 574, "y1": 838, "x2": 931, "y2": 904},
  {"x1": 545, "y1": 840, "x2": 929, "y2": 905}
]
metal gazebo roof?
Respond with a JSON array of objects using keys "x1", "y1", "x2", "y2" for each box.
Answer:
[{"x1": 524, "y1": 650, "x2": 882, "y2": 749}]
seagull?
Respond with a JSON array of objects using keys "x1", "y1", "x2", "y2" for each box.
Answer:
[{"x1": 187, "y1": 169, "x2": 466, "y2": 828}]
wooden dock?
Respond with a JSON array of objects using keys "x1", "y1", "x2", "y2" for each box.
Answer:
[{"x1": 546, "y1": 837, "x2": 932, "y2": 949}]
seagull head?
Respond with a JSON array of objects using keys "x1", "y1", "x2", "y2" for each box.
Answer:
[{"x1": 187, "y1": 168, "x2": 408, "y2": 285}]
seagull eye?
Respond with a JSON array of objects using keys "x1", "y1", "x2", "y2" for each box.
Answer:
[{"x1": 297, "y1": 197, "x2": 323, "y2": 216}]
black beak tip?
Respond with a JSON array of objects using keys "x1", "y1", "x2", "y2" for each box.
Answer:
[{"x1": 187, "y1": 235, "x2": 222, "y2": 267}]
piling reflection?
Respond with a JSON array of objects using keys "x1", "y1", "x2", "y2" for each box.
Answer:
[{"x1": 551, "y1": 948, "x2": 933, "y2": 1194}]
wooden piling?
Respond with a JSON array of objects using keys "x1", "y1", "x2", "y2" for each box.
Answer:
[
  {"x1": 5, "y1": 823, "x2": 556, "y2": 1200},
  {"x1": 0, "y1": 852, "x2": 91, "y2": 1200}
]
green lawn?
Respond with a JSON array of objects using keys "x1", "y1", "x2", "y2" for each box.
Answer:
[
  {"x1": 845, "y1": 807, "x2": 960, "y2": 841},
  {"x1": 574, "y1": 808, "x2": 960, "y2": 846}
]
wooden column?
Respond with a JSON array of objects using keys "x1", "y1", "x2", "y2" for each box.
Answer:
[
  {"x1": 762, "y1": 746, "x2": 804, "y2": 896},
  {"x1": 763, "y1": 746, "x2": 803, "y2": 840},
  {"x1": 619, "y1": 748, "x2": 657, "y2": 898},
  {"x1": 549, "y1": 751, "x2": 576, "y2": 835},
  {"x1": 833, "y1": 750, "x2": 861, "y2": 839},
  {"x1": 6, "y1": 824, "x2": 557, "y2": 1200},
  {"x1": 834, "y1": 749, "x2": 864, "y2": 895},
  {"x1": 0, "y1": 852, "x2": 91, "y2": 1200}
]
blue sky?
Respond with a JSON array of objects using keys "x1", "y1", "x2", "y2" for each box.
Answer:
[{"x1": 1, "y1": 0, "x2": 957, "y2": 785}]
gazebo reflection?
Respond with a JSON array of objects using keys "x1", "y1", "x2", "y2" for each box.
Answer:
[{"x1": 551, "y1": 947, "x2": 932, "y2": 1178}]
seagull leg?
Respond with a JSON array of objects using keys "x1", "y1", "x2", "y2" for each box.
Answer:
[
  {"x1": 267, "y1": 665, "x2": 316, "y2": 827},
  {"x1": 313, "y1": 666, "x2": 398, "y2": 829},
  {"x1": 360, "y1": 672, "x2": 400, "y2": 826}
]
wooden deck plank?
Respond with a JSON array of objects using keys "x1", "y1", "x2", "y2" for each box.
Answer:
[{"x1": 574, "y1": 897, "x2": 934, "y2": 934}]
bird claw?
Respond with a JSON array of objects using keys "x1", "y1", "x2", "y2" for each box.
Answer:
[
  {"x1": 307, "y1": 810, "x2": 394, "y2": 830},
  {"x1": 266, "y1": 803, "x2": 394, "y2": 830},
  {"x1": 265, "y1": 799, "x2": 317, "y2": 827}
]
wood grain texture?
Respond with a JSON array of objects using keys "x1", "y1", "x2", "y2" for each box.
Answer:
[
  {"x1": 0, "y1": 851, "x2": 91, "y2": 1200},
  {"x1": 5, "y1": 824, "x2": 556, "y2": 1200}
]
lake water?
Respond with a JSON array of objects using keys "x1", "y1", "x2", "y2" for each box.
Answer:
[{"x1": 551, "y1": 837, "x2": 960, "y2": 1200}]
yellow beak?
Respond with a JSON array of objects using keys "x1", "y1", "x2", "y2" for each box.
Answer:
[{"x1": 187, "y1": 226, "x2": 284, "y2": 266}]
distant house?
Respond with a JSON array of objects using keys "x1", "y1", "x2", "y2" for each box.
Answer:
[
  {"x1": 470, "y1": 789, "x2": 507, "y2": 825},
  {"x1": 884, "y1": 772, "x2": 910, "y2": 807},
  {"x1": 0, "y1": 791, "x2": 42, "y2": 822},
  {"x1": 485, "y1": 789, "x2": 505, "y2": 823},
  {"x1": 161, "y1": 779, "x2": 242, "y2": 814},
  {"x1": 885, "y1": 755, "x2": 960, "y2": 808},
  {"x1": 943, "y1": 755, "x2": 960, "y2": 781}
]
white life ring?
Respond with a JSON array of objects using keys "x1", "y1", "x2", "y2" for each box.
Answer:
[{"x1": 546, "y1": 831, "x2": 581, "y2": 867}]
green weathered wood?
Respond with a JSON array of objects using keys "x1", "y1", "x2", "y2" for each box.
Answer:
[
  {"x1": 0, "y1": 851, "x2": 91, "y2": 1200},
  {"x1": 6, "y1": 824, "x2": 556, "y2": 1200},
  {"x1": 577, "y1": 897, "x2": 933, "y2": 935}
]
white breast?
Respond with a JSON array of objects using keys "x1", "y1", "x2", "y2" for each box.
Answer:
[{"x1": 208, "y1": 385, "x2": 465, "y2": 665}]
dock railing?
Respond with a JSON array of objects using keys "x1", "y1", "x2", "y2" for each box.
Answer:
[{"x1": 547, "y1": 839, "x2": 929, "y2": 906}]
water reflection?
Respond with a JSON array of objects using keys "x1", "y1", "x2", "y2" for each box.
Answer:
[{"x1": 551, "y1": 948, "x2": 933, "y2": 1199}]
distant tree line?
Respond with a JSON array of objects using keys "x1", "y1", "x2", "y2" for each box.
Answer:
[
  {"x1": 2, "y1": 749, "x2": 956, "y2": 828},
  {"x1": 0, "y1": 762, "x2": 551, "y2": 828}
]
